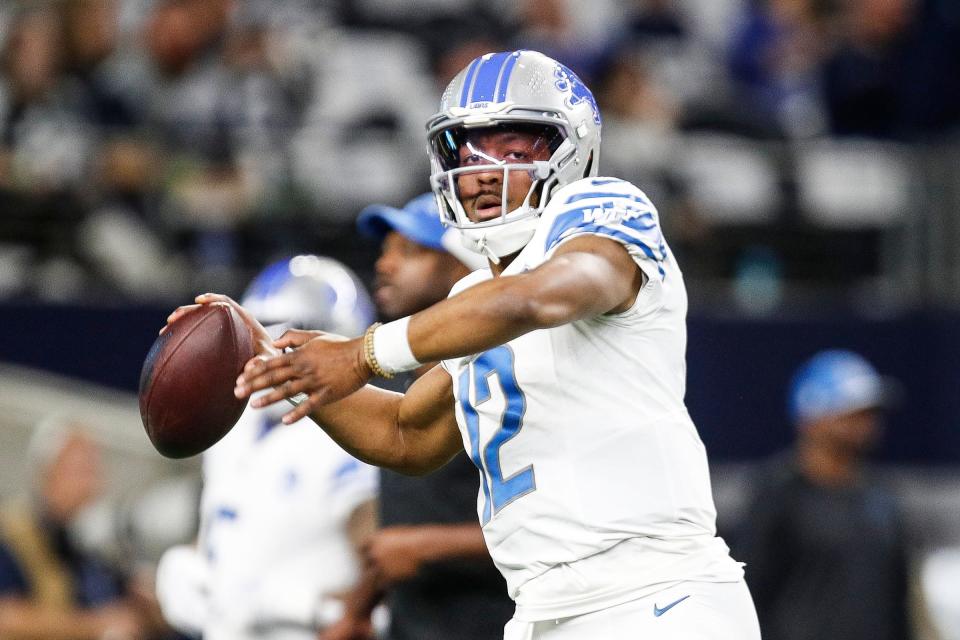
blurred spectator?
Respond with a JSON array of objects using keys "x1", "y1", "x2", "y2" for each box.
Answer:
[
  {"x1": 597, "y1": 48, "x2": 679, "y2": 130},
  {"x1": 594, "y1": 45, "x2": 680, "y2": 189},
  {"x1": 0, "y1": 4, "x2": 81, "y2": 191},
  {"x1": 624, "y1": 0, "x2": 689, "y2": 41},
  {"x1": 287, "y1": 28, "x2": 434, "y2": 219},
  {"x1": 56, "y1": 0, "x2": 185, "y2": 302},
  {"x1": 728, "y1": 0, "x2": 831, "y2": 138},
  {"x1": 821, "y1": 0, "x2": 960, "y2": 138},
  {"x1": 0, "y1": 0, "x2": 954, "y2": 308},
  {"x1": 140, "y1": 0, "x2": 282, "y2": 287},
  {"x1": 733, "y1": 350, "x2": 915, "y2": 640},
  {"x1": 141, "y1": 0, "x2": 243, "y2": 214},
  {"x1": 323, "y1": 195, "x2": 509, "y2": 640},
  {"x1": 57, "y1": 0, "x2": 139, "y2": 130},
  {"x1": 156, "y1": 255, "x2": 379, "y2": 639},
  {"x1": 418, "y1": 13, "x2": 507, "y2": 87},
  {"x1": 510, "y1": 0, "x2": 614, "y2": 82},
  {"x1": 0, "y1": 418, "x2": 167, "y2": 639}
]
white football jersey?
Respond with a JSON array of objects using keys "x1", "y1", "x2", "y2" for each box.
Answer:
[
  {"x1": 443, "y1": 177, "x2": 743, "y2": 621},
  {"x1": 197, "y1": 402, "x2": 378, "y2": 639}
]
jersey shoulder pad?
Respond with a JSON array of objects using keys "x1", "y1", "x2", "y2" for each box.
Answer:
[{"x1": 541, "y1": 177, "x2": 667, "y2": 277}]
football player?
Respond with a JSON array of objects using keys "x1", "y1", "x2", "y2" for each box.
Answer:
[
  {"x1": 156, "y1": 256, "x2": 379, "y2": 640},
  {"x1": 170, "y1": 51, "x2": 761, "y2": 639}
]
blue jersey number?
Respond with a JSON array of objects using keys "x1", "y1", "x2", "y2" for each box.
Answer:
[{"x1": 458, "y1": 346, "x2": 536, "y2": 524}]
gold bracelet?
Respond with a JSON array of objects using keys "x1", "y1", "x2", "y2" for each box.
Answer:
[{"x1": 362, "y1": 322, "x2": 394, "y2": 379}]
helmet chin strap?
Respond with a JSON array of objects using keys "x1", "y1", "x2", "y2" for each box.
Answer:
[
  {"x1": 476, "y1": 235, "x2": 501, "y2": 265},
  {"x1": 461, "y1": 211, "x2": 539, "y2": 264}
]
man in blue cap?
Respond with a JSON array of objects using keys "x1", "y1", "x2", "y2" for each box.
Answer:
[
  {"x1": 734, "y1": 350, "x2": 913, "y2": 640},
  {"x1": 323, "y1": 194, "x2": 510, "y2": 640},
  {"x1": 356, "y1": 193, "x2": 484, "y2": 330}
]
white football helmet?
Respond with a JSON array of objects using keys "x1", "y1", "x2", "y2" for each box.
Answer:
[
  {"x1": 427, "y1": 50, "x2": 602, "y2": 261},
  {"x1": 241, "y1": 255, "x2": 374, "y2": 338}
]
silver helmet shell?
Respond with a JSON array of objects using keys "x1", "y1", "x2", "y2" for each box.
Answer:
[
  {"x1": 427, "y1": 50, "x2": 602, "y2": 260},
  {"x1": 241, "y1": 255, "x2": 374, "y2": 338}
]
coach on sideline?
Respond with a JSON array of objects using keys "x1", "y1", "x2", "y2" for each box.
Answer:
[{"x1": 734, "y1": 350, "x2": 914, "y2": 640}]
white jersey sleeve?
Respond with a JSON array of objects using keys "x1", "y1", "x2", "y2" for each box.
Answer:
[{"x1": 541, "y1": 177, "x2": 668, "y2": 283}]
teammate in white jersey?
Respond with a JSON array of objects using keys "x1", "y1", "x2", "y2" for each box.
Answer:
[
  {"x1": 167, "y1": 50, "x2": 760, "y2": 639},
  {"x1": 156, "y1": 256, "x2": 379, "y2": 640}
]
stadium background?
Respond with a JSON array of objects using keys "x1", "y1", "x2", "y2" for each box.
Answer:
[{"x1": 0, "y1": 0, "x2": 958, "y2": 636}]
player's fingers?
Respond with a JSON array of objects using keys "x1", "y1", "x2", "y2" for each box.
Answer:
[
  {"x1": 247, "y1": 377, "x2": 306, "y2": 408},
  {"x1": 160, "y1": 304, "x2": 201, "y2": 334},
  {"x1": 281, "y1": 392, "x2": 320, "y2": 424},
  {"x1": 273, "y1": 329, "x2": 315, "y2": 350},
  {"x1": 236, "y1": 364, "x2": 302, "y2": 398},
  {"x1": 237, "y1": 357, "x2": 271, "y2": 392},
  {"x1": 194, "y1": 292, "x2": 232, "y2": 304},
  {"x1": 241, "y1": 351, "x2": 294, "y2": 377},
  {"x1": 247, "y1": 388, "x2": 287, "y2": 408},
  {"x1": 199, "y1": 293, "x2": 265, "y2": 331},
  {"x1": 239, "y1": 354, "x2": 268, "y2": 378}
]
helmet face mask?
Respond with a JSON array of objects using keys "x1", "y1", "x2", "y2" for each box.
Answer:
[{"x1": 427, "y1": 51, "x2": 601, "y2": 261}]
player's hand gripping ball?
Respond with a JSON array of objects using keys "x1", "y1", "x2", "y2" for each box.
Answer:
[{"x1": 139, "y1": 303, "x2": 255, "y2": 458}]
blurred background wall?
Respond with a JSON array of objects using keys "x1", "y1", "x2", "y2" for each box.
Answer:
[{"x1": 0, "y1": 0, "x2": 958, "y2": 636}]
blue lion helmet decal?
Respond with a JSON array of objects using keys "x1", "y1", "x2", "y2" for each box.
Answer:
[{"x1": 553, "y1": 64, "x2": 601, "y2": 126}]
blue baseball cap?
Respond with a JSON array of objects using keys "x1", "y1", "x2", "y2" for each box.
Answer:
[
  {"x1": 788, "y1": 350, "x2": 889, "y2": 426},
  {"x1": 356, "y1": 193, "x2": 446, "y2": 251}
]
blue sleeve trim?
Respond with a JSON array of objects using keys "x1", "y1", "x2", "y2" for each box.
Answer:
[
  {"x1": 564, "y1": 191, "x2": 653, "y2": 206},
  {"x1": 545, "y1": 207, "x2": 667, "y2": 279}
]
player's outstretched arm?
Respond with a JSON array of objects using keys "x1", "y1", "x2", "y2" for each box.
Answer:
[
  {"x1": 233, "y1": 235, "x2": 642, "y2": 423},
  {"x1": 407, "y1": 234, "x2": 644, "y2": 361},
  {"x1": 302, "y1": 363, "x2": 464, "y2": 475}
]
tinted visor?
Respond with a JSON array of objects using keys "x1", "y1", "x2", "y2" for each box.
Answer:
[{"x1": 431, "y1": 122, "x2": 566, "y2": 172}]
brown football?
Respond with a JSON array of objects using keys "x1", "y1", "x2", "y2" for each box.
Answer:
[{"x1": 139, "y1": 303, "x2": 255, "y2": 458}]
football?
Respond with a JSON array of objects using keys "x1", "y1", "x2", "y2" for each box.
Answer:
[{"x1": 139, "y1": 303, "x2": 255, "y2": 458}]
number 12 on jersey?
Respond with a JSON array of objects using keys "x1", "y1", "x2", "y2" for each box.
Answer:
[{"x1": 458, "y1": 346, "x2": 536, "y2": 525}]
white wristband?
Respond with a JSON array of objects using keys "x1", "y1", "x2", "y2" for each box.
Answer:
[{"x1": 372, "y1": 317, "x2": 421, "y2": 374}]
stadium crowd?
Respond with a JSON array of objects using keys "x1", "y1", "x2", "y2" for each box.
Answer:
[{"x1": 1, "y1": 0, "x2": 958, "y2": 307}]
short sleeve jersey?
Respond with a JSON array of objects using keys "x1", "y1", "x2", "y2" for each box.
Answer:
[{"x1": 442, "y1": 178, "x2": 742, "y2": 620}]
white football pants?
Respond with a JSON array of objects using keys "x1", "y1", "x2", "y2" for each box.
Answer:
[{"x1": 503, "y1": 580, "x2": 760, "y2": 640}]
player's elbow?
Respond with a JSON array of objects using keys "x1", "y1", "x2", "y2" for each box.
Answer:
[
  {"x1": 388, "y1": 451, "x2": 447, "y2": 476},
  {"x1": 516, "y1": 294, "x2": 583, "y2": 329},
  {"x1": 500, "y1": 287, "x2": 576, "y2": 330},
  {"x1": 379, "y1": 425, "x2": 453, "y2": 477},
  {"x1": 352, "y1": 445, "x2": 434, "y2": 476}
]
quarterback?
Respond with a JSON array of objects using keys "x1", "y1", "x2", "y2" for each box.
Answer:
[{"x1": 171, "y1": 50, "x2": 760, "y2": 638}]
